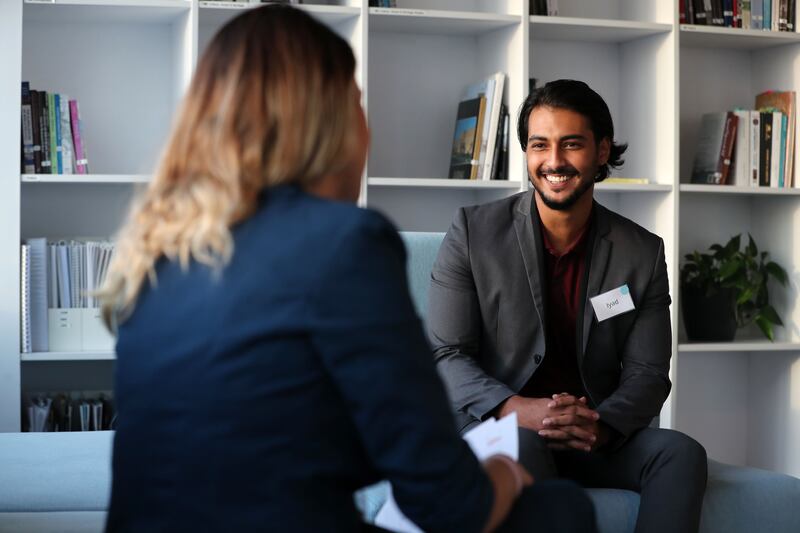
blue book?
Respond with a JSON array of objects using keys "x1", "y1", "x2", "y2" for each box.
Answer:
[
  {"x1": 779, "y1": 113, "x2": 787, "y2": 187},
  {"x1": 764, "y1": 0, "x2": 771, "y2": 29},
  {"x1": 752, "y1": 0, "x2": 764, "y2": 28},
  {"x1": 53, "y1": 93, "x2": 63, "y2": 174}
]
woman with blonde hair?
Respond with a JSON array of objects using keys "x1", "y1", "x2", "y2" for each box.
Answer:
[{"x1": 101, "y1": 5, "x2": 595, "y2": 533}]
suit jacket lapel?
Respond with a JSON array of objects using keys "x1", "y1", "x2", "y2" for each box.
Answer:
[
  {"x1": 513, "y1": 191, "x2": 547, "y2": 332},
  {"x1": 581, "y1": 202, "x2": 612, "y2": 359}
]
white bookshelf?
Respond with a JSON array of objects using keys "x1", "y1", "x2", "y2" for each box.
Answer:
[
  {"x1": 1, "y1": 0, "x2": 799, "y2": 478},
  {"x1": 21, "y1": 351, "x2": 116, "y2": 362}
]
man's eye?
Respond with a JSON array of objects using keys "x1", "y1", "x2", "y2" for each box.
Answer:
[
  {"x1": 564, "y1": 142, "x2": 581, "y2": 149},
  {"x1": 530, "y1": 143, "x2": 545, "y2": 150}
]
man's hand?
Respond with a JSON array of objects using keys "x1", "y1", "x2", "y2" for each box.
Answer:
[
  {"x1": 538, "y1": 394, "x2": 609, "y2": 452},
  {"x1": 498, "y1": 394, "x2": 606, "y2": 452}
]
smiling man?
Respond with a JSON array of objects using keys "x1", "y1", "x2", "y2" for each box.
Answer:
[{"x1": 429, "y1": 79, "x2": 708, "y2": 533}]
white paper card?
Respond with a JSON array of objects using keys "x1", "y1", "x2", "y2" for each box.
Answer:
[
  {"x1": 374, "y1": 413, "x2": 519, "y2": 533},
  {"x1": 590, "y1": 284, "x2": 635, "y2": 322}
]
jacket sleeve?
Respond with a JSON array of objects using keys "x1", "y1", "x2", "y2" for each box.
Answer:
[
  {"x1": 596, "y1": 237, "x2": 673, "y2": 445},
  {"x1": 309, "y1": 209, "x2": 493, "y2": 533},
  {"x1": 427, "y1": 208, "x2": 516, "y2": 424}
]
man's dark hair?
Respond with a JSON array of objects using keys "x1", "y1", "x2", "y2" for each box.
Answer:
[{"x1": 517, "y1": 79, "x2": 627, "y2": 182}]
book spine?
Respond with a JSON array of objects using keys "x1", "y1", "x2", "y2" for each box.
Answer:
[
  {"x1": 53, "y1": 94, "x2": 63, "y2": 174},
  {"x1": 688, "y1": 0, "x2": 696, "y2": 23},
  {"x1": 779, "y1": 113, "x2": 788, "y2": 186},
  {"x1": 766, "y1": 0, "x2": 773, "y2": 29},
  {"x1": 39, "y1": 92, "x2": 51, "y2": 174},
  {"x1": 712, "y1": 0, "x2": 724, "y2": 24},
  {"x1": 752, "y1": 0, "x2": 763, "y2": 28},
  {"x1": 732, "y1": 110, "x2": 750, "y2": 185},
  {"x1": 694, "y1": 0, "x2": 709, "y2": 23},
  {"x1": 744, "y1": 0, "x2": 752, "y2": 27},
  {"x1": 70, "y1": 100, "x2": 88, "y2": 175},
  {"x1": 750, "y1": 110, "x2": 760, "y2": 186},
  {"x1": 471, "y1": 96, "x2": 487, "y2": 180},
  {"x1": 724, "y1": 0, "x2": 734, "y2": 25},
  {"x1": 30, "y1": 90, "x2": 42, "y2": 174},
  {"x1": 719, "y1": 112, "x2": 737, "y2": 184},
  {"x1": 21, "y1": 82, "x2": 35, "y2": 174},
  {"x1": 771, "y1": 112, "x2": 783, "y2": 186},
  {"x1": 47, "y1": 93, "x2": 59, "y2": 175},
  {"x1": 735, "y1": 0, "x2": 741, "y2": 26},
  {"x1": 21, "y1": 244, "x2": 31, "y2": 354},
  {"x1": 59, "y1": 95, "x2": 74, "y2": 174},
  {"x1": 780, "y1": 0, "x2": 789, "y2": 29},
  {"x1": 760, "y1": 110, "x2": 772, "y2": 186},
  {"x1": 681, "y1": 0, "x2": 687, "y2": 23}
]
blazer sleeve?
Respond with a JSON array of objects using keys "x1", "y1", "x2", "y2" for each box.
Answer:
[
  {"x1": 596, "y1": 237, "x2": 673, "y2": 445},
  {"x1": 428, "y1": 208, "x2": 516, "y2": 424},
  {"x1": 309, "y1": 209, "x2": 493, "y2": 533}
]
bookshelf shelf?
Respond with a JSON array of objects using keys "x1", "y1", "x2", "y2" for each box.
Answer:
[
  {"x1": 530, "y1": 16, "x2": 672, "y2": 43},
  {"x1": 679, "y1": 184, "x2": 800, "y2": 195},
  {"x1": 679, "y1": 342, "x2": 800, "y2": 352},
  {"x1": 595, "y1": 182, "x2": 673, "y2": 192},
  {"x1": 680, "y1": 24, "x2": 800, "y2": 49},
  {"x1": 367, "y1": 177, "x2": 522, "y2": 190},
  {"x1": 23, "y1": 0, "x2": 189, "y2": 24},
  {"x1": 21, "y1": 351, "x2": 116, "y2": 362},
  {"x1": 199, "y1": 2, "x2": 360, "y2": 27},
  {"x1": 368, "y1": 8, "x2": 520, "y2": 36},
  {"x1": 21, "y1": 174, "x2": 150, "y2": 184}
]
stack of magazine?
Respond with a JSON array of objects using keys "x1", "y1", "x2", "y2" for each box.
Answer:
[{"x1": 448, "y1": 72, "x2": 510, "y2": 181}]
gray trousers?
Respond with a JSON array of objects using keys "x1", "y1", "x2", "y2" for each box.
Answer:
[{"x1": 518, "y1": 427, "x2": 708, "y2": 533}]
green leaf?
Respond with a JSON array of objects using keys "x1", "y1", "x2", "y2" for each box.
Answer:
[
  {"x1": 718, "y1": 259, "x2": 741, "y2": 280},
  {"x1": 747, "y1": 234, "x2": 758, "y2": 257},
  {"x1": 766, "y1": 262, "x2": 789, "y2": 285},
  {"x1": 755, "y1": 316, "x2": 775, "y2": 342},
  {"x1": 725, "y1": 235, "x2": 742, "y2": 255},
  {"x1": 736, "y1": 288, "x2": 754, "y2": 305},
  {"x1": 760, "y1": 305, "x2": 784, "y2": 327}
]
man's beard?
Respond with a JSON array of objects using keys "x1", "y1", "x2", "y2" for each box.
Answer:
[{"x1": 529, "y1": 164, "x2": 596, "y2": 211}]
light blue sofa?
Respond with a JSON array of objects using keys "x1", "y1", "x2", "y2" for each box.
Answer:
[{"x1": 1, "y1": 232, "x2": 799, "y2": 533}]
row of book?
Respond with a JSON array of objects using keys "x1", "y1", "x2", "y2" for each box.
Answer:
[
  {"x1": 368, "y1": 1, "x2": 398, "y2": 7},
  {"x1": 448, "y1": 72, "x2": 510, "y2": 181},
  {"x1": 691, "y1": 91, "x2": 796, "y2": 187},
  {"x1": 681, "y1": 0, "x2": 797, "y2": 30},
  {"x1": 20, "y1": 82, "x2": 90, "y2": 176},
  {"x1": 21, "y1": 239, "x2": 115, "y2": 353},
  {"x1": 530, "y1": 0, "x2": 559, "y2": 16},
  {"x1": 24, "y1": 392, "x2": 115, "y2": 432}
]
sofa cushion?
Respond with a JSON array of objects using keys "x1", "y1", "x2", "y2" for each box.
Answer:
[
  {"x1": 0, "y1": 431, "x2": 113, "y2": 512},
  {"x1": 400, "y1": 232, "x2": 445, "y2": 321}
]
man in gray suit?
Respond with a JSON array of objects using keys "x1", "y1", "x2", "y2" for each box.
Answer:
[{"x1": 429, "y1": 80, "x2": 707, "y2": 533}]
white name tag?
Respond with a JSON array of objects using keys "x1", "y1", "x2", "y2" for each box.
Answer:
[{"x1": 590, "y1": 284, "x2": 635, "y2": 322}]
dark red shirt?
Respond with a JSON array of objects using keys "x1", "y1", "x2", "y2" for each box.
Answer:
[{"x1": 519, "y1": 217, "x2": 591, "y2": 399}]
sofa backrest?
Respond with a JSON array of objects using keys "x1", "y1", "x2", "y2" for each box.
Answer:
[{"x1": 399, "y1": 232, "x2": 445, "y2": 321}]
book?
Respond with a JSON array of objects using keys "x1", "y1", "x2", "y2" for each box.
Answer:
[
  {"x1": 459, "y1": 77, "x2": 495, "y2": 179},
  {"x1": 21, "y1": 82, "x2": 35, "y2": 174},
  {"x1": 39, "y1": 91, "x2": 51, "y2": 174},
  {"x1": 48, "y1": 93, "x2": 60, "y2": 174},
  {"x1": 447, "y1": 97, "x2": 483, "y2": 180},
  {"x1": 21, "y1": 244, "x2": 31, "y2": 354},
  {"x1": 779, "y1": 112, "x2": 788, "y2": 186},
  {"x1": 691, "y1": 112, "x2": 738, "y2": 184},
  {"x1": 30, "y1": 90, "x2": 42, "y2": 174},
  {"x1": 788, "y1": 0, "x2": 795, "y2": 30},
  {"x1": 27, "y1": 238, "x2": 49, "y2": 352},
  {"x1": 53, "y1": 94, "x2": 63, "y2": 174},
  {"x1": 752, "y1": 0, "x2": 764, "y2": 28},
  {"x1": 693, "y1": 0, "x2": 710, "y2": 23},
  {"x1": 755, "y1": 90, "x2": 795, "y2": 187},
  {"x1": 603, "y1": 177, "x2": 651, "y2": 184},
  {"x1": 482, "y1": 72, "x2": 506, "y2": 181},
  {"x1": 769, "y1": 111, "x2": 784, "y2": 186},
  {"x1": 743, "y1": 0, "x2": 753, "y2": 27},
  {"x1": 759, "y1": 110, "x2": 772, "y2": 186},
  {"x1": 779, "y1": 0, "x2": 789, "y2": 29},
  {"x1": 724, "y1": 0, "x2": 735, "y2": 25},
  {"x1": 70, "y1": 99, "x2": 89, "y2": 174},
  {"x1": 59, "y1": 95, "x2": 75, "y2": 174},
  {"x1": 749, "y1": 110, "x2": 761, "y2": 186},
  {"x1": 731, "y1": 110, "x2": 751, "y2": 186}
]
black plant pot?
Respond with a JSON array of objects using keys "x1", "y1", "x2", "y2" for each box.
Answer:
[{"x1": 681, "y1": 285, "x2": 738, "y2": 342}]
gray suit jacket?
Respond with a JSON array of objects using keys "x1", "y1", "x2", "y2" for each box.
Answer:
[{"x1": 429, "y1": 190, "x2": 672, "y2": 442}]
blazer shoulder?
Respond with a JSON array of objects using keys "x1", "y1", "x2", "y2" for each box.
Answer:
[{"x1": 598, "y1": 203, "x2": 664, "y2": 252}]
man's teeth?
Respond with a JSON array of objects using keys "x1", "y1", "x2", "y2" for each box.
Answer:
[{"x1": 544, "y1": 175, "x2": 573, "y2": 183}]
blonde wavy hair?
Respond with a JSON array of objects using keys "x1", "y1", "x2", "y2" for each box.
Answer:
[{"x1": 99, "y1": 4, "x2": 357, "y2": 328}]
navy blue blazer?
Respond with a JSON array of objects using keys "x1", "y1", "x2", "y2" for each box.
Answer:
[{"x1": 106, "y1": 185, "x2": 492, "y2": 533}]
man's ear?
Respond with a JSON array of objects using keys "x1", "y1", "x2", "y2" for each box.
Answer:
[{"x1": 598, "y1": 137, "x2": 611, "y2": 166}]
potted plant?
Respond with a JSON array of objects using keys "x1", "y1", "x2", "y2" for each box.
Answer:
[{"x1": 680, "y1": 234, "x2": 789, "y2": 342}]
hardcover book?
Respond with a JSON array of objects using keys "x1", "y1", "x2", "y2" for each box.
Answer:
[{"x1": 448, "y1": 97, "x2": 483, "y2": 180}]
